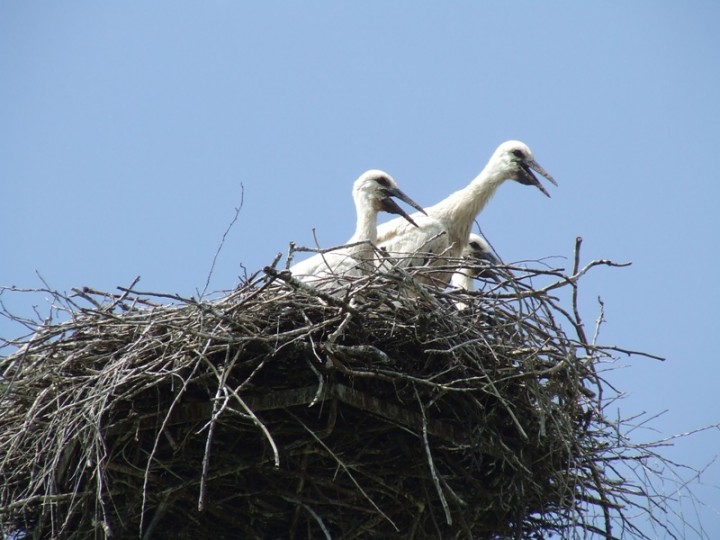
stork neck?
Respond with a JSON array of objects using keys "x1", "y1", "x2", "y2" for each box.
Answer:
[
  {"x1": 348, "y1": 205, "x2": 378, "y2": 245},
  {"x1": 450, "y1": 269, "x2": 475, "y2": 291},
  {"x1": 428, "y1": 166, "x2": 506, "y2": 248},
  {"x1": 345, "y1": 203, "x2": 379, "y2": 273}
]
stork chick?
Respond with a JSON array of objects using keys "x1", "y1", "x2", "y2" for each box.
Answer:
[
  {"x1": 289, "y1": 170, "x2": 426, "y2": 281},
  {"x1": 376, "y1": 141, "x2": 555, "y2": 283}
]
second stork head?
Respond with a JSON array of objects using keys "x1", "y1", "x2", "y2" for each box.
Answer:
[
  {"x1": 464, "y1": 233, "x2": 500, "y2": 269},
  {"x1": 491, "y1": 141, "x2": 557, "y2": 197},
  {"x1": 353, "y1": 170, "x2": 426, "y2": 228}
]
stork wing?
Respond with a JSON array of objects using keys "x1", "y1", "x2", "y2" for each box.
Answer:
[
  {"x1": 288, "y1": 252, "x2": 325, "y2": 277},
  {"x1": 375, "y1": 211, "x2": 426, "y2": 245},
  {"x1": 290, "y1": 248, "x2": 369, "y2": 279},
  {"x1": 377, "y1": 216, "x2": 451, "y2": 278}
]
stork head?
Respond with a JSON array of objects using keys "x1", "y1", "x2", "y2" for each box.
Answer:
[
  {"x1": 462, "y1": 233, "x2": 501, "y2": 281},
  {"x1": 463, "y1": 233, "x2": 499, "y2": 265},
  {"x1": 493, "y1": 141, "x2": 557, "y2": 197},
  {"x1": 353, "y1": 170, "x2": 427, "y2": 227}
]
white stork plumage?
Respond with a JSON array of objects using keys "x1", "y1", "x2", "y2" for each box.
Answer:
[
  {"x1": 376, "y1": 141, "x2": 556, "y2": 283},
  {"x1": 450, "y1": 233, "x2": 500, "y2": 291},
  {"x1": 289, "y1": 170, "x2": 425, "y2": 282}
]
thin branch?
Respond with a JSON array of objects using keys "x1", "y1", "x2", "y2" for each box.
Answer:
[{"x1": 202, "y1": 184, "x2": 244, "y2": 298}]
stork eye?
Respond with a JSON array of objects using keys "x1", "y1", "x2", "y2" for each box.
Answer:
[
  {"x1": 511, "y1": 149, "x2": 525, "y2": 160},
  {"x1": 375, "y1": 176, "x2": 391, "y2": 188},
  {"x1": 469, "y1": 241, "x2": 480, "y2": 249}
]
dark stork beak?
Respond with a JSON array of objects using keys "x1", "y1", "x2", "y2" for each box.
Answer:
[
  {"x1": 475, "y1": 249, "x2": 500, "y2": 266},
  {"x1": 476, "y1": 250, "x2": 502, "y2": 282},
  {"x1": 516, "y1": 158, "x2": 558, "y2": 198},
  {"x1": 379, "y1": 187, "x2": 427, "y2": 228}
]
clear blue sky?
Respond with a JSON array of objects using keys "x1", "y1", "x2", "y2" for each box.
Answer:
[{"x1": 2, "y1": 2, "x2": 719, "y2": 536}]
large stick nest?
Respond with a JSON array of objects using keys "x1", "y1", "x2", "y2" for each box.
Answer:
[{"x1": 0, "y1": 241, "x2": 668, "y2": 539}]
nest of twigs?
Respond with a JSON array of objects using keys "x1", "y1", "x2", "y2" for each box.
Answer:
[{"x1": 0, "y1": 240, "x2": 670, "y2": 539}]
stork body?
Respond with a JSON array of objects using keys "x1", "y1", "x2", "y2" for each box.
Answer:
[
  {"x1": 289, "y1": 170, "x2": 425, "y2": 282},
  {"x1": 376, "y1": 141, "x2": 555, "y2": 283}
]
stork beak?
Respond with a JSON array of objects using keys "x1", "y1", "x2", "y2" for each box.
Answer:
[
  {"x1": 380, "y1": 196, "x2": 420, "y2": 227},
  {"x1": 473, "y1": 251, "x2": 502, "y2": 282},
  {"x1": 476, "y1": 249, "x2": 500, "y2": 266},
  {"x1": 466, "y1": 242, "x2": 500, "y2": 266},
  {"x1": 463, "y1": 246, "x2": 501, "y2": 281},
  {"x1": 380, "y1": 186, "x2": 427, "y2": 228},
  {"x1": 387, "y1": 187, "x2": 427, "y2": 216},
  {"x1": 517, "y1": 159, "x2": 557, "y2": 198},
  {"x1": 477, "y1": 265, "x2": 502, "y2": 283}
]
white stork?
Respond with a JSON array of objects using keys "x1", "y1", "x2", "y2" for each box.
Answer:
[
  {"x1": 450, "y1": 233, "x2": 500, "y2": 291},
  {"x1": 289, "y1": 170, "x2": 425, "y2": 282},
  {"x1": 376, "y1": 141, "x2": 556, "y2": 283}
]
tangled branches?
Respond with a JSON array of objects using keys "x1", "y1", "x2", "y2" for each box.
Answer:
[{"x1": 0, "y1": 240, "x2": 695, "y2": 539}]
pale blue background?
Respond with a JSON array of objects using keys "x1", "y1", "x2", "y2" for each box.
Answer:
[{"x1": 2, "y1": 3, "x2": 718, "y2": 537}]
